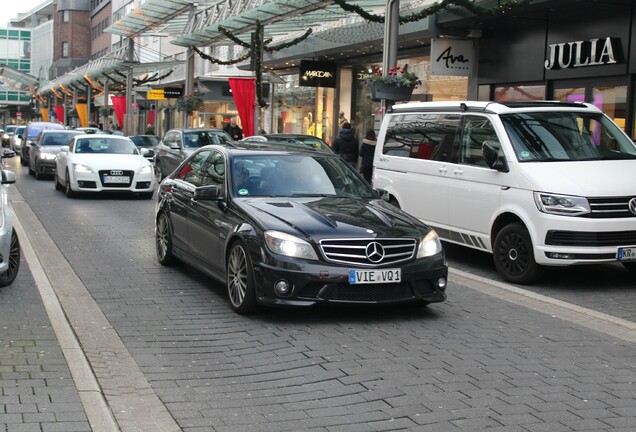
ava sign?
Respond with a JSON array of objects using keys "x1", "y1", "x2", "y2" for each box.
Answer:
[{"x1": 430, "y1": 38, "x2": 474, "y2": 77}]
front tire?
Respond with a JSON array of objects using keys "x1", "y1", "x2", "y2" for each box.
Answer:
[
  {"x1": 155, "y1": 161, "x2": 164, "y2": 181},
  {"x1": 226, "y1": 241, "x2": 258, "y2": 314},
  {"x1": 0, "y1": 229, "x2": 20, "y2": 287},
  {"x1": 493, "y1": 223, "x2": 540, "y2": 284},
  {"x1": 55, "y1": 172, "x2": 63, "y2": 190},
  {"x1": 65, "y1": 170, "x2": 76, "y2": 198},
  {"x1": 155, "y1": 211, "x2": 176, "y2": 265}
]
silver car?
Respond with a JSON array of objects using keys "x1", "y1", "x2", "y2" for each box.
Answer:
[
  {"x1": 28, "y1": 130, "x2": 82, "y2": 179},
  {"x1": 154, "y1": 128, "x2": 233, "y2": 180},
  {"x1": 10, "y1": 126, "x2": 26, "y2": 153},
  {"x1": 0, "y1": 149, "x2": 20, "y2": 287}
]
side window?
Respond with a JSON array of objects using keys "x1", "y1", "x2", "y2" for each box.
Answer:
[
  {"x1": 200, "y1": 151, "x2": 226, "y2": 188},
  {"x1": 163, "y1": 132, "x2": 175, "y2": 145},
  {"x1": 459, "y1": 115, "x2": 500, "y2": 167},
  {"x1": 383, "y1": 113, "x2": 460, "y2": 162},
  {"x1": 176, "y1": 150, "x2": 211, "y2": 186}
]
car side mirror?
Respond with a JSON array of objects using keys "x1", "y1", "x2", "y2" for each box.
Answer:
[
  {"x1": 60, "y1": 146, "x2": 70, "y2": 153},
  {"x1": 17, "y1": 134, "x2": 23, "y2": 139},
  {"x1": 193, "y1": 185, "x2": 221, "y2": 201},
  {"x1": 374, "y1": 188, "x2": 390, "y2": 202},
  {"x1": 482, "y1": 141, "x2": 509, "y2": 173},
  {"x1": 1, "y1": 169, "x2": 16, "y2": 184},
  {"x1": 169, "y1": 142, "x2": 181, "y2": 150}
]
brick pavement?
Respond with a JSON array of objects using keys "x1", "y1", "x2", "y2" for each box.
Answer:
[{"x1": 4, "y1": 166, "x2": 636, "y2": 432}]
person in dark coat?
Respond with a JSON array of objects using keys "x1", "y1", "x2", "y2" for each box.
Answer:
[
  {"x1": 359, "y1": 129, "x2": 377, "y2": 184},
  {"x1": 332, "y1": 122, "x2": 358, "y2": 166},
  {"x1": 223, "y1": 116, "x2": 244, "y2": 140}
]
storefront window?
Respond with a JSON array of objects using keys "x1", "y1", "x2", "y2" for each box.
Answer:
[
  {"x1": 555, "y1": 84, "x2": 627, "y2": 133},
  {"x1": 495, "y1": 85, "x2": 546, "y2": 101},
  {"x1": 273, "y1": 75, "x2": 335, "y2": 144}
]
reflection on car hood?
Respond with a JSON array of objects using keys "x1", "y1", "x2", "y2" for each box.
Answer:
[
  {"x1": 70, "y1": 154, "x2": 151, "y2": 171},
  {"x1": 39, "y1": 146, "x2": 65, "y2": 155},
  {"x1": 239, "y1": 197, "x2": 428, "y2": 239}
]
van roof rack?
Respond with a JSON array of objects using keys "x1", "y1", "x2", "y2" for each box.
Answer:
[{"x1": 497, "y1": 101, "x2": 588, "y2": 109}]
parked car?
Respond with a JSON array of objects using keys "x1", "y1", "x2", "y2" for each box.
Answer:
[
  {"x1": 9, "y1": 126, "x2": 26, "y2": 153},
  {"x1": 74, "y1": 127, "x2": 106, "y2": 135},
  {"x1": 154, "y1": 128, "x2": 233, "y2": 180},
  {"x1": 54, "y1": 134, "x2": 155, "y2": 199},
  {"x1": 373, "y1": 100, "x2": 636, "y2": 284},
  {"x1": 243, "y1": 134, "x2": 334, "y2": 153},
  {"x1": 2, "y1": 125, "x2": 18, "y2": 147},
  {"x1": 0, "y1": 149, "x2": 20, "y2": 287},
  {"x1": 128, "y1": 135, "x2": 160, "y2": 162},
  {"x1": 28, "y1": 130, "x2": 82, "y2": 179},
  {"x1": 154, "y1": 143, "x2": 448, "y2": 314},
  {"x1": 21, "y1": 122, "x2": 66, "y2": 166}
]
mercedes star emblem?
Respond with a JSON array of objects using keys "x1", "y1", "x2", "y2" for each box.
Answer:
[{"x1": 365, "y1": 241, "x2": 385, "y2": 263}]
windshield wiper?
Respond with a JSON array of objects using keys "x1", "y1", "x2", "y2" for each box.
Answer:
[{"x1": 290, "y1": 193, "x2": 338, "y2": 197}]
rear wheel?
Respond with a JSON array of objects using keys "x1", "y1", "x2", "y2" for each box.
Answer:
[
  {"x1": 155, "y1": 211, "x2": 175, "y2": 265},
  {"x1": 388, "y1": 197, "x2": 401, "y2": 209},
  {"x1": 0, "y1": 229, "x2": 20, "y2": 287},
  {"x1": 493, "y1": 223, "x2": 540, "y2": 284},
  {"x1": 226, "y1": 241, "x2": 258, "y2": 314}
]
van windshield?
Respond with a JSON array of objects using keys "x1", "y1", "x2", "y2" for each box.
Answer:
[{"x1": 501, "y1": 111, "x2": 636, "y2": 162}]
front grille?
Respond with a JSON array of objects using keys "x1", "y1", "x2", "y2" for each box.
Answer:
[
  {"x1": 319, "y1": 238, "x2": 416, "y2": 266},
  {"x1": 98, "y1": 170, "x2": 134, "y2": 187},
  {"x1": 586, "y1": 197, "x2": 636, "y2": 218},
  {"x1": 546, "y1": 230, "x2": 636, "y2": 246},
  {"x1": 298, "y1": 282, "x2": 413, "y2": 302}
]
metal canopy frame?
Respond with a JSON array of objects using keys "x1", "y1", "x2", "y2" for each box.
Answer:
[{"x1": 0, "y1": 64, "x2": 39, "y2": 90}]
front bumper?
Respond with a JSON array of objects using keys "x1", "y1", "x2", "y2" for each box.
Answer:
[
  {"x1": 73, "y1": 170, "x2": 155, "y2": 193},
  {"x1": 252, "y1": 252, "x2": 448, "y2": 307}
]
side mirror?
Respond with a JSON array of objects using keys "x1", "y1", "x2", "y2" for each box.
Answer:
[
  {"x1": 2, "y1": 149, "x2": 16, "y2": 159},
  {"x1": 17, "y1": 134, "x2": 23, "y2": 139},
  {"x1": 374, "y1": 188, "x2": 390, "y2": 202},
  {"x1": 193, "y1": 185, "x2": 221, "y2": 201},
  {"x1": 60, "y1": 146, "x2": 70, "y2": 153},
  {"x1": 139, "y1": 148, "x2": 150, "y2": 156},
  {"x1": 169, "y1": 142, "x2": 181, "y2": 150},
  {"x1": 482, "y1": 141, "x2": 509, "y2": 173},
  {"x1": 1, "y1": 169, "x2": 16, "y2": 184}
]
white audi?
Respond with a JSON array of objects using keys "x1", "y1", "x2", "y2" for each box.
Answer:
[{"x1": 55, "y1": 135, "x2": 155, "y2": 199}]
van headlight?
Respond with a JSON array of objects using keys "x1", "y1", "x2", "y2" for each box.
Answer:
[
  {"x1": 264, "y1": 231, "x2": 318, "y2": 260},
  {"x1": 533, "y1": 192, "x2": 590, "y2": 216},
  {"x1": 417, "y1": 230, "x2": 442, "y2": 258}
]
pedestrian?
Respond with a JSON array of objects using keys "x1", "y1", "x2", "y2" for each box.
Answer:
[
  {"x1": 145, "y1": 123, "x2": 155, "y2": 135},
  {"x1": 332, "y1": 122, "x2": 358, "y2": 166},
  {"x1": 338, "y1": 111, "x2": 348, "y2": 128},
  {"x1": 359, "y1": 129, "x2": 377, "y2": 184},
  {"x1": 223, "y1": 116, "x2": 243, "y2": 140}
]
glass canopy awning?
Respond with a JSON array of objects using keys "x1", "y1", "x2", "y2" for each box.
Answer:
[{"x1": 0, "y1": 65, "x2": 39, "y2": 90}]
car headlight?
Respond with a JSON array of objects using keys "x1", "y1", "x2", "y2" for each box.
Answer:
[
  {"x1": 40, "y1": 153, "x2": 56, "y2": 160},
  {"x1": 73, "y1": 163, "x2": 93, "y2": 173},
  {"x1": 417, "y1": 230, "x2": 443, "y2": 258},
  {"x1": 139, "y1": 165, "x2": 153, "y2": 174},
  {"x1": 533, "y1": 192, "x2": 590, "y2": 216},
  {"x1": 264, "y1": 230, "x2": 318, "y2": 260}
]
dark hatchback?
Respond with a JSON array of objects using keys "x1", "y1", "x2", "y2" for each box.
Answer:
[{"x1": 155, "y1": 144, "x2": 447, "y2": 314}]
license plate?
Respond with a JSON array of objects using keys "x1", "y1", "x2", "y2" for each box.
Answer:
[
  {"x1": 349, "y1": 268, "x2": 401, "y2": 284},
  {"x1": 104, "y1": 175, "x2": 129, "y2": 184},
  {"x1": 617, "y1": 247, "x2": 636, "y2": 261}
]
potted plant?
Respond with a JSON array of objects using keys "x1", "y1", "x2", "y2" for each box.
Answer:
[
  {"x1": 366, "y1": 64, "x2": 421, "y2": 101},
  {"x1": 176, "y1": 94, "x2": 203, "y2": 112}
]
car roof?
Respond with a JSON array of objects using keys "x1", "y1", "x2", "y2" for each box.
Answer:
[
  {"x1": 204, "y1": 142, "x2": 339, "y2": 157},
  {"x1": 40, "y1": 129, "x2": 81, "y2": 134},
  {"x1": 389, "y1": 100, "x2": 601, "y2": 115},
  {"x1": 168, "y1": 128, "x2": 226, "y2": 132}
]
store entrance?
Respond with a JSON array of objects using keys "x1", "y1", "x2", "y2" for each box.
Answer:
[{"x1": 553, "y1": 78, "x2": 628, "y2": 134}]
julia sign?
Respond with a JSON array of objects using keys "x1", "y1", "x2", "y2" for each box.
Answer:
[{"x1": 544, "y1": 37, "x2": 619, "y2": 70}]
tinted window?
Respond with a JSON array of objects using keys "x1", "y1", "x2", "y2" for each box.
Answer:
[
  {"x1": 183, "y1": 131, "x2": 232, "y2": 148},
  {"x1": 501, "y1": 111, "x2": 636, "y2": 161},
  {"x1": 175, "y1": 150, "x2": 212, "y2": 186},
  {"x1": 383, "y1": 113, "x2": 460, "y2": 162},
  {"x1": 75, "y1": 138, "x2": 138, "y2": 154},
  {"x1": 41, "y1": 133, "x2": 78, "y2": 146},
  {"x1": 459, "y1": 115, "x2": 500, "y2": 167}
]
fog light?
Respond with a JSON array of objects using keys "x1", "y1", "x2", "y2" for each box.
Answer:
[
  {"x1": 274, "y1": 280, "x2": 291, "y2": 296},
  {"x1": 438, "y1": 277, "x2": 447, "y2": 289},
  {"x1": 546, "y1": 252, "x2": 573, "y2": 259}
]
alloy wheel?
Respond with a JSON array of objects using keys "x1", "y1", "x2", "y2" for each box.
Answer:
[{"x1": 0, "y1": 229, "x2": 20, "y2": 287}]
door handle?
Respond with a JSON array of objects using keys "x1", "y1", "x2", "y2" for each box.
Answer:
[
  {"x1": 438, "y1": 167, "x2": 447, "y2": 174},
  {"x1": 453, "y1": 169, "x2": 464, "y2": 176}
]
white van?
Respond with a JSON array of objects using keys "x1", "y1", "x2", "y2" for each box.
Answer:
[{"x1": 373, "y1": 101, "x2": 636, "y2": 284}]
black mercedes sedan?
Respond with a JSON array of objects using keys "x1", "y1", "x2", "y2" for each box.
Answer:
[{"x1": 155, "y1": 143, "x2": 447, "y2": 314}]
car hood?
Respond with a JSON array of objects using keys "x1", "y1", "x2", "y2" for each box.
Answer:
[
  {"x1": 237, "y1": 197, "x2": 429, "y2": 240},
  {"x1": 70, "y1": 154, "x2": 151, "y2": 171},
  {"x1": 39, "y1": 146, "x2": 65, "y2": 155},
  {"x1": 517, "y1": 159, "x2": 636, "y2": 196}
]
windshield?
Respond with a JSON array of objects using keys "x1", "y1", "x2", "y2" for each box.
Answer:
[
  {"x1": 5, "y1": 125, "x2": 17, "y2": 134},
  {"x1": 130, "y1": 136, "x2": 158, "y2": 147},
  {"x1": 75, "y1": 137, "x2": 138, "y2": 155},
  {"x1": 501, "y1": 111, "x2": 636, "y2": 161},
  {"x1": 28, "y1": 123, "x2": 64, "y2": 139},
  {"x1": 231, "y1": 154, "x2": 374, "y2": 198},
  {"x1": 183, "y1": 131, "x2": 232, "y2": 148},
  {"x1": 41, "y1": 132, "x2": 79, "y2": 146},
  {"x1": 16, "y1": 126, "x2": 25, "y2": 135}
]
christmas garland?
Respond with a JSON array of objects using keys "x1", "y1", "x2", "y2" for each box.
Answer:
[
  {"x1": 264, "y1": 29, "x2": 312, "y2": 53},
  {"x1": 191, "y1": 46, "x2": 251, "y2": 65},
  {"x1": 333, "y1": 0, "x2": 532, "y2": 24}
]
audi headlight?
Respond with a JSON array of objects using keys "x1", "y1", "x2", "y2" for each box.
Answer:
[
  {"x1": 417, "y1": 230, "x2": 442, "y2": 258},
  {"x1": 139, "y1": 165, "x2": 153, "y2": 174},
  {"x1": 264, "y1": 231, "x2": 318, "y2": 260},
  {"x1": 73, "y1": 163, "x2": 93, "y2": 173},
  {"x1": 40, "y1": 153, "x2": 56, "y2": 160},
  {"x1": 533, "y1": 192, "x2": 590, "y2": 216}
]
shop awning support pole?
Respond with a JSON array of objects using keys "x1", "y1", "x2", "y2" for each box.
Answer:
[
  {"x1": 382, "y1": 0, "x2": 400, "y2": 115},
  {"x1": 125, "y1": 37, "x2": 135, "y2": 135}
]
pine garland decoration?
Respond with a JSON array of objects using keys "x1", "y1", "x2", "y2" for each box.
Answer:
[{"x1": 191, "y1": 46, "x2": 251, "y2": 65}]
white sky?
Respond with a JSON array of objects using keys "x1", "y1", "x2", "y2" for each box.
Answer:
[{"x1": 2, "y1": 0, "x2": 48, "y2": 27}]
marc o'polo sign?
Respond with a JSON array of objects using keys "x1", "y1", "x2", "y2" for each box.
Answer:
[
  {"x1": 431, "y1": 38, "x2": 474, "y2": 76},
  {"x1": 299, "y1": 60, "x2": 337, "y2": 88}
]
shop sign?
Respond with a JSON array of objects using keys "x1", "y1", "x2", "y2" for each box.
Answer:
[
  {"x1": 299, "y1": 60, "x2": 337, "y2": 88},
  {"x1": 163, "y1": 87, "x2": 183, "y2": 98},
  {"x1": 147, "y1": 89, "x2": 167, "y2": 100},
  {"x1": 544, "y1": 37, "x2": 619, "y2": 70},
  {"x1": 430, "y1": 38, "x2": 473, "y2": 77}
]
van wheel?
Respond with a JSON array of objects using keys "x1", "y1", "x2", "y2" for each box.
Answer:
[
  {"x1": 493, "y1": 223, "x2": 539, "y2": 284},
  {"x1": 622, "y1": 262, "x2": 636, "y2": 273},
  {"x1": 388, "y1": 197, "x2": 401, "y2": 209}
]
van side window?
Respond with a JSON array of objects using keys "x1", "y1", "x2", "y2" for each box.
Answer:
[
  {"x1": 383, "y1": 113, "x2": 460, "y2": 162},
  {"x1": 459, "y1": 115, "x2": 500, "y2": 166}
]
